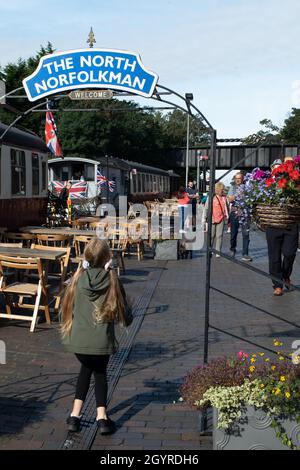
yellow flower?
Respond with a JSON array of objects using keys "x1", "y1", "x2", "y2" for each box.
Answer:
[
  {"x1": 249, "y1": 366, "x2": 255, "y2": 373},
  {"x1": 285, "y1": 392, "x2": 291, "y2": 399},
  {"x1": 252, "y1": 354, "x2": 257, "y2": 358},
  {"x1": 259, "y1": 352, "x2": 265, "y2": 356},
  {"x1": 280, "y1": 376, "x2": 286, "y2": 382},
  {"x1": 250, "y1": 358, "x2": 256, "y2": 364},
  {"x1": 279, "y1": 356, "x2": 285, "y2": 361},
  {"x1": 273, "y1": 340, "x2": 283, "y2": 347},
  {"x1": 271, "y1": 365, "x2": 276, "y2": 371},
  {"x1": 274, "y1": 388, "x2": 281, "y2": 395},
  {"x1": 265, "y1": 358, "x2": 270, "y2": 362},
  {"x1": 260, "y1": 384, "x2": 265, "y2": 389}
]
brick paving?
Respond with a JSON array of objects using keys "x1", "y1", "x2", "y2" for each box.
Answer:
[{"x1": 0, "y1": 228, "x2": 299, "y2": 450}]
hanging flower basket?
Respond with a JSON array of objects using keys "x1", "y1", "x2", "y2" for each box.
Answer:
[
  {"x1": 254, "y1": 204, "x2": 300, "y2": 230},
  {"x1": 234, "y1": 157, "x2": 300, "y2": 230}
]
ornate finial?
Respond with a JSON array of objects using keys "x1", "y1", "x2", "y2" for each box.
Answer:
[{"x1": 87, "y1": 27, "x2": 96, "y2": 48}]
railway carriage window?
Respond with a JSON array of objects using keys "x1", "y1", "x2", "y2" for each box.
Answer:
[
  {"x1": 142, "y1": 174, "x2": 146, "y2": 193},
  {"x1": 146, "y1": 174, "x2": 150, "y2": 192},
  {"x1": 153, "y1": 175, "x2": 157, "y2": 192},
  {"x1": 32, "y1": 153, "x2": 39, "y2": 195},
  {"x1": 11, "y1": 149, "x2": 26, "y2": 196},
  {"x1": 137, "y1": 174, "x2": 142, "y2": 193},
  {"x1": 62, "y1": 166, "x2": 69, "y2": 181},
  {"x1": 132, "y1": 174, "x2": 137, "y2": 193},
  {"x1": 42, "y1": 162, "x2": 47, "y2": 191},
  {"x1": 85, "y1": 164, "x2": 94, "y2": 181}
]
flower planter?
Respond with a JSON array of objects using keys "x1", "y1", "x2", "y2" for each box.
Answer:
[
  {"x1": 213, "y1": 406, "x2": 300, "y2": 450},
  {"x1": 254, "y1": 204, "x2": 300, "y2": 230}
]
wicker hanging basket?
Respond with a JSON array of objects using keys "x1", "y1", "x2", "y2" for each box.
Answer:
[{"x1": 254, "y1": 204, "x2": 300, "y2": 230}]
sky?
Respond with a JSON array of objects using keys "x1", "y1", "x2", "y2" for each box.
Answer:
[{"x1": 1, "y1": 0, "x2": 300, "y2": 139}]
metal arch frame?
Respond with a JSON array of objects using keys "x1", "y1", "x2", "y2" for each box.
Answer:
[{"x1": 0, "y1": 81, "x2": 217, "y2": 367}]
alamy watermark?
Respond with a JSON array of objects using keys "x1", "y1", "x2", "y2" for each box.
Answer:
[
  {"x1": 0, "y1": 340, "x2": 6, "y2": 365},
  {"x1": 95, "y1": 196, "x2": 205, "y2": 251}
]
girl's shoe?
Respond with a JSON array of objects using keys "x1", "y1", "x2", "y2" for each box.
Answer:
[
  {"x1": 96, "y1": 417, "x2": 116, "y2": 435},
  {"x1": 66, "y1": 415, "x2": 81, "y2": 432}
]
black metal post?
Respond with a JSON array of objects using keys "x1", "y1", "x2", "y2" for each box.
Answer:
[
  {"x1": 106, "y1": 154, "x2": 109, "y2": 204},
  {"x1": 204, "y1": 129, "x2": 217, "y2": 364}
]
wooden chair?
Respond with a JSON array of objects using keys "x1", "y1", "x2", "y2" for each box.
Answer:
[
  {"x1": 36, "y1": 234, "x2": 72, "y2": 247},
  {"x1": 126, "y1": 222, "x2": 146, "y2": 261},
  {"x1": 0, "y1": 255, "x2": 50, "y2": 332},
  {"x1": 30, "y1": 244, "x2": 71, "y2": 313},
  {"x1": 89, "y1": 221, "x2": 108, "y2": 238},
  {"x1": 4, "y1": 232, "x2": 36, "y2": 248},
  {"x1": 108, "y1": 229, "x2": 127, "y2": 275},
  {"x1": 0, "y1": 243, "x2": 23, "y2": 279},
  {"x1": 71, "y1": 235, "x2": 94, "y2": 267}
]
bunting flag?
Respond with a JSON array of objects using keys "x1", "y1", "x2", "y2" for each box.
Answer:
[{"x1": 45, "y1": 110, "x2": 63, "y2": 157}]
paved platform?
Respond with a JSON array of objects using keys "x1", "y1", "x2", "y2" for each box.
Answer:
[{"x1": 0, "y1": 228, "x2": 299, "y2": 450}]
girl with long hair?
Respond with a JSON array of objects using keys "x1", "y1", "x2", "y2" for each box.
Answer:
[{"x1": 60, "y1": 238, "x2": 133, "y2": 434}]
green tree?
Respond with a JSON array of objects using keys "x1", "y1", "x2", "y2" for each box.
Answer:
[
  {"x1": 160, "y1": 109, "x2": 209, "y2": 147},
  {"x1": 280, "y1": 108, "x2": 300, "y2": 143},
  {"x1": 243, "y1": 118, "x2": 281, "y2": 144},
  {"x1": 0, "y1": 42, "x2": 55, "y2": 133}
]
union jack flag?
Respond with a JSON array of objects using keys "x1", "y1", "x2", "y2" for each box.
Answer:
[
  {"x1": 45, "y1": 110, "x2": 63, "y2": 157},
  {"x1": 108, "y1": 180, "x2": 116, "y2": 192},
  {"x1": 52, "y1": 180, "x2": 64, "y2": 196},
  {"x1": 69, "y1": 181, "x2": 87, "y2": 199},
  {"x1": 97, "y1": 170, "x2": 108, "y2": 187}
]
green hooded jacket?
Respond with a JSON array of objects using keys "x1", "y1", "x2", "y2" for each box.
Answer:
[{"x1": 63, "y1": 267, "x2": 132, "y2": 355}]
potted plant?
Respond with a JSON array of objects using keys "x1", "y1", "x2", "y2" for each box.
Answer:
[
  {"x1": 234, "y1": 157, "x2": 300, "y2": 230},
  {"x1": 180, "y1": 342, "x2": 300, "y2": 450}
]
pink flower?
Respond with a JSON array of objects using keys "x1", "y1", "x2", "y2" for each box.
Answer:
[{"x1": 237, "y1": 350, "x2": 249, "y2": 360}]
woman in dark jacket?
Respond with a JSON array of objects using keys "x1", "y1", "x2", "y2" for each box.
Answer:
[{"x1": 61, "y1": 238, "x2": 133, "y2": 434}]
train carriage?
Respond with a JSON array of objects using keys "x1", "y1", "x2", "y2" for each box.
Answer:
[{"x1": 0, "y1": 122, "x2": 49, "y2": 230}]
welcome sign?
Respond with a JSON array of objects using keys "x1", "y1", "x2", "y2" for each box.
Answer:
[{"x1": 23, "y1": 48, "x2": 159, "y2": 101}]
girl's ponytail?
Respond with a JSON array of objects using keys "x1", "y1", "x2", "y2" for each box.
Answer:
[
  {"x1": 60, "y1": 267, "x2": 84, "y2": 338},
  {"x1": 94, "y1": 268, "x2": 127, "y2": 325}
]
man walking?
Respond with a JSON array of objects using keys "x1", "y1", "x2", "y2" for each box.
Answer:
[
  {"x1": 266, "y1": 158, "x2": 298, "y2": 296},
  {"x1": 227, "y1": 172, "x2": 252, "y2": 261},
  {"x1": 186, "y1": 180, "x2": 199, "y2": 230}
]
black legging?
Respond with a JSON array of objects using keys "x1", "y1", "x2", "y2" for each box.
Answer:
[{"x1": 74, "y1": 354, "x2": 110, "y2": 408}]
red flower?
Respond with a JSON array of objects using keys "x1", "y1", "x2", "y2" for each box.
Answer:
[
  {"x1": 265, "y1": 177, "x2": 275, "y2": 187},
  {"x1": 273, "y1": 161, "x2": 295, "y2": 176},
  {"x1": 289, "y1": 170, "x2": 300, "y2": 181},
  {"x1": 278, "y1": 178, "x2": 288, "y2": 189}
]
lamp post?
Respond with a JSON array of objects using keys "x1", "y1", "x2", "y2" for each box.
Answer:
[{"x1": 185, "y1": 93, "x2": 193, "y2": 187}]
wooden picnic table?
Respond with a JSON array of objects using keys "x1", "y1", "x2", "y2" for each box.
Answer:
[{"x1": 0, "y1": 246, "x2": 67, "y2": 261}]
